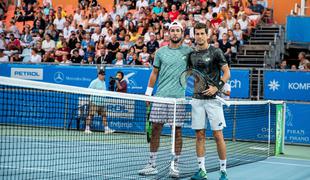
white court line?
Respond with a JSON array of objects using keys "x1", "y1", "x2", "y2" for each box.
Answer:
[
  {"x1": 0, "y1": 165, "x2": 147, "y2": 180},
  {"x1": 269, "y1": 156, "x2": 310, "y2": 162},
  {"x1": 258, "y1": 161, "x2": 310, "y2": 168}
]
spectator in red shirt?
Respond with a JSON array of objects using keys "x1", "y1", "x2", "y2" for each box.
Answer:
[
  {"x1": 168, "y1": 4, "x2": 179, "y2": 22},
  {"x1": 210, "y1": 13, "x2": 222, "y2": 29},
  {"x1": 7, "y1": 34, "x2": 21, "y2": 51}
]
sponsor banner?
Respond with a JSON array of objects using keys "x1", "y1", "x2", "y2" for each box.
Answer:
[
  {"x1": 0, "y1": 64, "x2": 97, "y2": 87},
  {"x1": 228, "y1": 69, "x2": 250, "y2": 98},
  {"x1": 11, "y1": 68, "x2": 43, "y2": 80},
  {"x1": 264, "y1": 71, "x2": 310, "y2": 101},
  {"x1": 285, "y1": 103, "x2": 310, "y2": 144},
  {"x1": 286, "y1": 16, "x2": 310, "y2": 43}
]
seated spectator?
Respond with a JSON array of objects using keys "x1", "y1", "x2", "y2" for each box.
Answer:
[
  {"x1": 95, "y1": 36, "x2": 105, "y2": 56},
  {"x1": 60, "y1": 55, "x2": 72, "y2": 64},
  {"x1": 8, "y1": 20, "x2": 20, "y2": 39},
  {"x1": 139, "y1": 46, "x2": 150, "y2": 66},
  {"x1": 20, "y1": 27, "x2": 34, "y2": 48},
  {"x1": 146, "y1": 33, "x2": 159, "y2": 54},
  {"x1": 120, "y1": 34, "x2": 134, "y2": 56},
  {"x1": 83, "y1": 45, "x2": 95, "y2": 63},
  {"x1": 298, "y1": 52, "x2": 310, "y2": 70},
  {"x1": 126, "y1": 46, "x2": 136, "y2": 64},
  {"x1": 106, "y1": 35, "x2": 120, "y2": 63},
  {"x1": 226, "y1": 11, "x2": 236, "y2": 29},
  {"x1": 0, "y1": 31, "x2": 6, "y2": 50},
  {"x1": 53, "y1": 12, "x2": 66, "y2": 32},
  {"x1": 68, "y1": 32, "x2": 80, "y2": 50},
  {"x1": 42, "y1": 34, "x2": 56, "y2": 52},
  {"x1": 128, "y1": 53, "x2": 142, "y2": 65},
  {"x1": 246, "y1": 0, "x2": 265, "y2": 26},
  {"x1": 152, "y1": 1, "x2": 164, "y2": 16},
  {"x1": 168, "y1": 5, "x2": 179, "y2": 22},
  {"x1": 227, "y1": 29, "x2": 238, "y2": 58},
  {"x1": 71, "y1": 42, "x2": 85, "y2": 57},
  {"x1": 210, "y1": 13, "x2": 222, "y2": 29},
  {"x1": 81, "y1": 33, "x2": 95, "y2": 50},
  {"x1": 14, "y1": 7, "x2": 24, "y2": 22},
  {"x1": 55, "y1": 41, "x2": 70, "y2": 63},
  {"x1": 160, "y1": 33, "x2": 170, "y2": 47},
  {"x1": 304, "y1": 63, "x2": 310, "y2": 71},
  {"x1": 116, "y1": 0, "x2": 128, "y2": 18},
  {"x1": 136, "y1": 0, "x2": 149, "y2": 10},
  {"x1": 278, "y1": 60, "x2": 289, "y2": 70},
  {"x1": 112, "y1": 52, "x2": 126, "y2": 65},
  {"x1": 70, "y1": 49, "x2": 83, "y2": 63},
  {"x1": 96, "y1": 48, "x2": 109, "y2": 64},
  {"x1": 29, "y1": 48, "x2": 42, "y2": 63},
  {"x1": 291, "y1": 64, "x2": 297, "y2": 70},
  {"x1": 22, "y1": 4, "x2": 35, "y2": 22},
  {"x1": 217, "y1": 21, "x2": 228, "y2": 40},
  {"x1": 0, "y1": 48, "x2": 9, "y2": 62},
  {"x1": 42, "y1": 51, "x2": 55, "y2": 62},
  {"x1": 218, "y1": 33, "x2": 232, "y2": 63},
  {"x1": 7, "y1": 34, "x2": 21, "y2": 51},
  {"x1": 233, "y1": 22, "x2": 244, "y2": 45}
]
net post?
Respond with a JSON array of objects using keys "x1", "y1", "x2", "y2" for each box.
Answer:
[
  {"x1": 267, "y1": 101, "x2": 271, "y2": 157},
  {"x1": 282, "y1": 102, "x2": 286, "y2": 154}
]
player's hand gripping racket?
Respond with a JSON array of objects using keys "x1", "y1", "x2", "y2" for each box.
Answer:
[
  {"x1": 179, "y1": 68, "x2": 230, "y2": 107},
  {"x1": 145, "y1": 103, "x2": 152, "y2": 143}
]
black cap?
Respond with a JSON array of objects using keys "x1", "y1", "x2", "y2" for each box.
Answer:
[{"x1": 98, "y1": 70, "x2": 105, "y2": 75}]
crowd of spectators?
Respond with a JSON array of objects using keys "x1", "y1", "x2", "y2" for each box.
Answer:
[{"x1": 0, "y1": 0, "x2": 270, "y2": 66}]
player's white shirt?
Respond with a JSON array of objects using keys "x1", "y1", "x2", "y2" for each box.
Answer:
[{"x1": 220, "y1": 83, "x2": 231, "y2": 100}]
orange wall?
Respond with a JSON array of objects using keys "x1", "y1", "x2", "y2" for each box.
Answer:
[
  {"x1": 267, "y1": 0, "x2": 310, "y2": 25},
  {"x1": 38, "y1": 0, "x2": 113, "y2": 12}
]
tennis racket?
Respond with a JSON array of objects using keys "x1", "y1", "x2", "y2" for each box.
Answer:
[
  {"x1": 179, "y1": 68, "x2": 230, "y2": 107},
  {"x1": 145, "y1": 103, "x2": 152, "y2": 143}
]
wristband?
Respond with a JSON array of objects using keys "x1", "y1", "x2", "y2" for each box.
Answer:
[
  {"x1": 145, "y1": 87, "x2": 153, "y2": 96},
  {"x1": 218, "y1": 80, "x2": 225, "y2": 91}
]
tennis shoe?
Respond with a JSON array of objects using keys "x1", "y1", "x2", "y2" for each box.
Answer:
[
  {"x1": 84, "y1": 129, "x2": 92, "y2": 134},
  {"x1": 191, "y1": 168, "x2": 208, "y2": 180},
  {"x1": 169, "y1": 163, "x2": 180, "y2": 178},
  {"x1": 104, "y1": 128, "x2": 115, "y2": 134},
  {"x1": 219, "y1": 170, "x2": 228, "y2": 180},
  {"x1": 138, "y1": 163, "x2": 158, "y2": 175}
]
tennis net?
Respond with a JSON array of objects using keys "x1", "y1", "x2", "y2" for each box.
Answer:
[{"x1": 0, "y1": 76, "x2": 284, "y2": 179}]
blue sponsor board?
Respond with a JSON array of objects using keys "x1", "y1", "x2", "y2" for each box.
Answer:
[
  {"x1": 0, "y1": 63, "x2": 251, "y2": 98},
  {"x1": 285, "y1": 103, "x2": 310, "y2": 144},
  {"x1": 0, "y1": 63, "x2": 98, "y2": 88},
  {"x1": 264, "y1": 71, "x2": 310, "y2": 101},
  {"x1": 286, "y1": 16, "x2": 310, "y2": 43},
  {"x1": 228, "y1": 69, "x2": 250, "y2": 99}
]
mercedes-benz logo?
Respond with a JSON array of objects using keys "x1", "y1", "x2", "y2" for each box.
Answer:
[{"x1": 54, "y1": 72, "x2": 64, "y2": 83}]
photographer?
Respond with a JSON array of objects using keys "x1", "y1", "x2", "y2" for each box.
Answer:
[{"x1": 109, "y1": 71, "x2": 127, "y2": 93}]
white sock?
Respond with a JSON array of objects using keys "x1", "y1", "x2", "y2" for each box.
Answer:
[
  {"x1": 197, "y1": 157, "x2": 206, "y2": 172},
  {"x1": 85, "y1": 125, "x2": 90, "y2": 131},
  {"x1": 149, "y1": 152, "x2": 157, "y2": 167},
  {"x1": 220, "y1": 159, "x2": 227, "y2": 171},
  {"x1": 174, "y1": 155, "x2": 180, "y2": 166}
]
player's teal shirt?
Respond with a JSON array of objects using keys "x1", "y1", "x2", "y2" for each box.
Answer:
[
  {"x1": 153, "y1": 45, "x2": 193, "y2": 98},
  {"x1": 89, "y1": 78, "x2": 106, "y2": 105}
]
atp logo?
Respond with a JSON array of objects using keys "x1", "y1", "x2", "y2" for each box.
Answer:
[
  {"x1": 123, "y1": 72, "x2": 139, "y2": 89},
  {"x1": 268, "y1": 79, "x2": 280, "y2": 91}
]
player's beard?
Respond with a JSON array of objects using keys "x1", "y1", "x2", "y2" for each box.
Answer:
[{"x1": 170, "y1": 37, "x2": 182, "y2": 44}]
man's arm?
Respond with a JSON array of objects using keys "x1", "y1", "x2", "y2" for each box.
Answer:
[
  {"x1": 145, "y1": 67, "x2": 159, "y2": 96},
  {"x1": 221, "y1": 64, "x2": 230, "y2": 83}
]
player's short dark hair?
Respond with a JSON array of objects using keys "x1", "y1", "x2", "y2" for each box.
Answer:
[
  {"x1": 117, "y1": 71, "x2": 124, "y2": 79},
  {"x1": 194, "y1": 23, "x2": 208, "y2": 34}
]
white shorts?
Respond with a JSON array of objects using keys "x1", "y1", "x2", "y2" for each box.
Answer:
[
  {"x1": 149, "y1": 103, "x2": 188, "y2": 127},
  {"x1": 191, "y1": 98, "x2": 226, "y2": 131}
]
